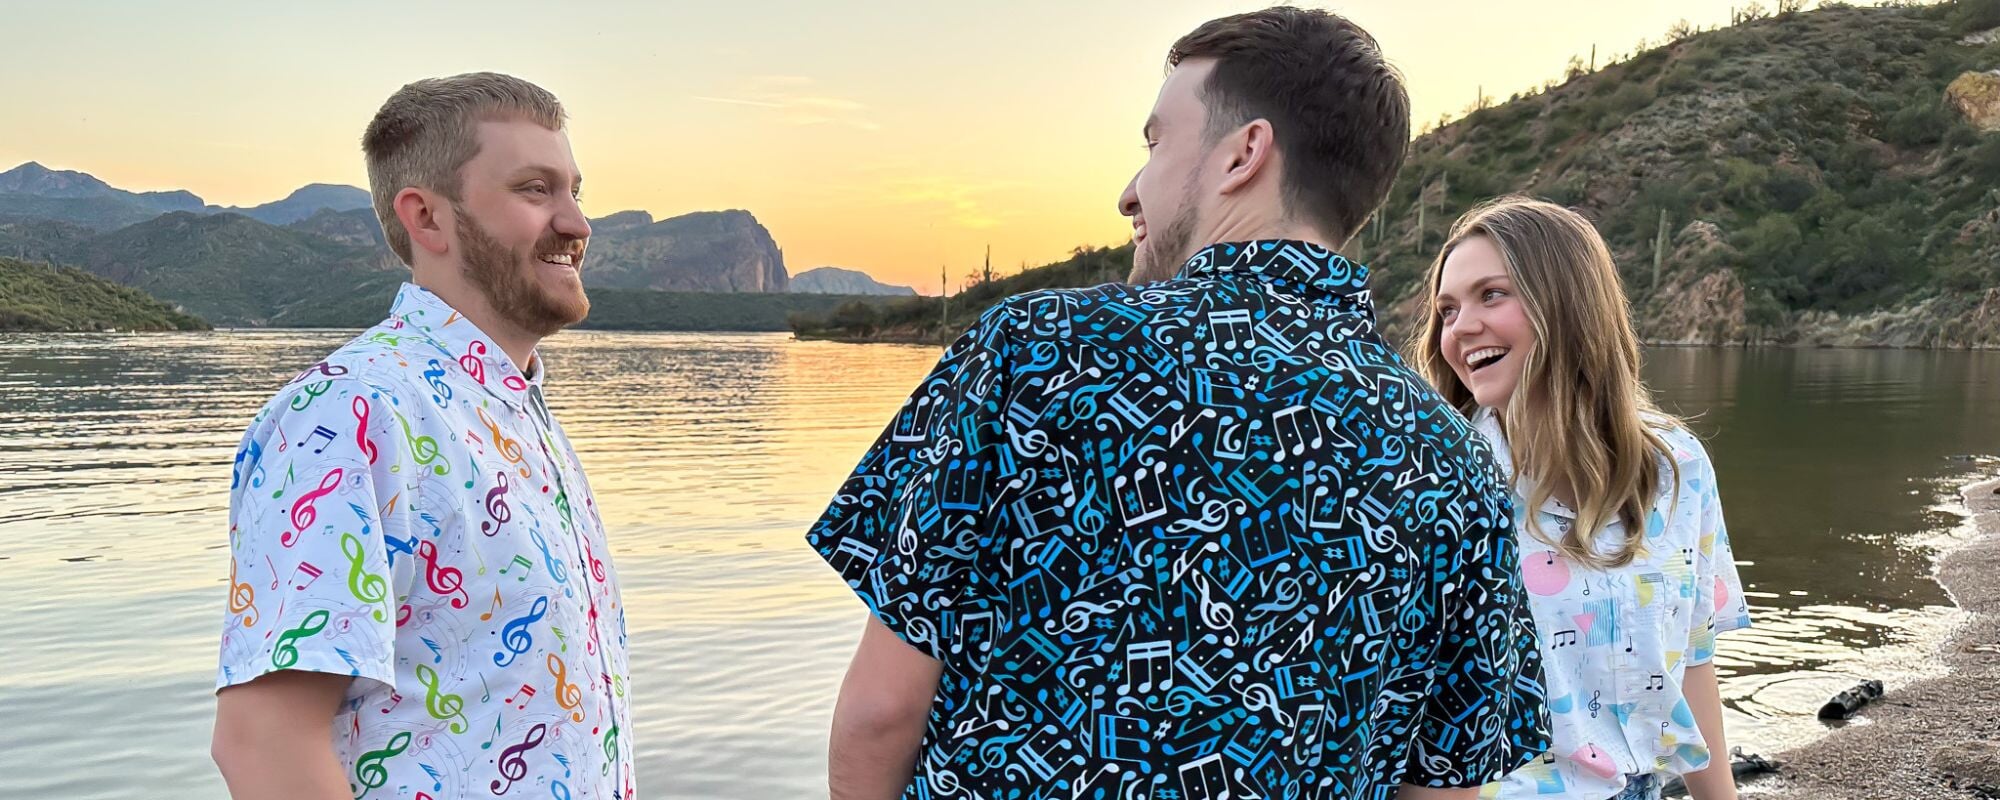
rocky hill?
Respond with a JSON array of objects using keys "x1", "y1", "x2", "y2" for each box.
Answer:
[{"x1": 797, "y1": 0, "x2": 2000, "y2": 349}]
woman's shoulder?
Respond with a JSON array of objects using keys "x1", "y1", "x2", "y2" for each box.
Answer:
[{"x1": 1644, "y1": 416, "x2": 1718, "y2": 499}]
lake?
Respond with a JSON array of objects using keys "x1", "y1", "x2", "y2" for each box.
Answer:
[{"x1": 0, "y1": 332, "x2": 1992, "y2": 798}]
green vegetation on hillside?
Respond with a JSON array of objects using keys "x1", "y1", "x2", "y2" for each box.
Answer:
[
  {"x1": 0, "y1": 258, "x2": 209, "y2": 332},
  {"x1": 1356, "y1": 0, "x2": 2000, "y2": 319},
  {"x1": 795, "y1": 0, "x2": 2000, "y2": 346}
]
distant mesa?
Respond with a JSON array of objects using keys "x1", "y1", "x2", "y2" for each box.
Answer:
[{"x1": 790, "y1": 266, "x2": 917, "y2": 296}]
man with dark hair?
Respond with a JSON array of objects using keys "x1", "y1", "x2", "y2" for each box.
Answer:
[
  {"x1": 808, "y1": 7, "x2": 1547, "y2": 800},
  {"x1": 211, "y1": 73, "x2": 632, "y2": 799}
]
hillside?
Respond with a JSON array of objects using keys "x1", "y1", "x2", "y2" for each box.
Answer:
[
  {"x1": 0, "y1": 205, "x2": 814, "y2": 327},
  {"x1": 791, "y1": 267, "x2": 918, "y2": 295},
  {"x1": 796, "y1": 0, "x2": 2000, "y2": 348},
  {"x1": 0, "y1": 257, "x2": 208, "y2": 332}
]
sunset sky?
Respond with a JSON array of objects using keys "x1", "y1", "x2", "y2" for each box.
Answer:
[{"x1": 1, "y1": 0, "x2": 1839, "y2": 293}]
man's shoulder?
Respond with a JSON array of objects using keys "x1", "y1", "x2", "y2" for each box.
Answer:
[
  {"x1": 976, "y1": 277, "x2": 1230, "y2": 344},
  {"x1": 262, "y1": 324, "x2": 435, "y2": 410}
]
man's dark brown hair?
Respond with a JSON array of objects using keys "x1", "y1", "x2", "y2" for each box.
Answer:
[{"x1": 1169, "y1": 6, "x2": 1410, "y2": 247}]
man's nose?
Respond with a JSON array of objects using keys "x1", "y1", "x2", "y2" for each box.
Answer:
[{"x1": 1117, "y1": 172, "x2": 1141, "y2": 218}]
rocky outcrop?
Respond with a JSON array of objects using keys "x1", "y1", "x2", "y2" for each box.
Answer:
[
  {"x1": 791, "y1": 267, "x2": 917, "y2": 296},
  {"x1": 1947, "y1": 70, "x2": 2000, "y2": 132},
  {"x1": 582, "y1": 209, "x2": 789, "y2": 292}
]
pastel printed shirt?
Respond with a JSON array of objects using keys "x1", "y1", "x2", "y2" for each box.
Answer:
[
  {"x1": 1471, "y1": 409, "x2": 1752, "y2": 800},
  {"x1": 808, "y1": 240, "x2": 1549, "y2": 800},
  {"x1": 218, "y1": 283, "x2": 633, "y2": 800}
]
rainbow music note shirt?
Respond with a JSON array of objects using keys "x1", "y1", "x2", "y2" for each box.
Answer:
[
  {"x1": 217, "y1": 283, "x2": 632, "y2": 799},
  {"x1": 807, "y1": 241, "x2": 1550, "y2": 800}
]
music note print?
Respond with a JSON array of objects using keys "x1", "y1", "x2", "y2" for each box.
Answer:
[
  {"x1": 280, "y1": 468, "x2": 345, "y2": 548},
  {"x1": 351, "y1": 396, "x2": 379, "y2": 465},
  {"x1": 490, "y1": 723, "x2": 548, "y2": 795}
]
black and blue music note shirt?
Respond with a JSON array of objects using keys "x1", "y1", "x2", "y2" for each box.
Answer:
[{"x1": 808, "y1": 240, "x2": 1549, "y2": 799}]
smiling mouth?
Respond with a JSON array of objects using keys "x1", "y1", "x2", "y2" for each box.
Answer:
[
  {"x1": 1465, "y1": 346, "x2": 1509, "y2": 373},
  {"x1": 1132, "y1": 220, "x2": 1148, "y2": 244},
  {"x1": 538, "y1": 252, "x2": 580, "y2": 272}
]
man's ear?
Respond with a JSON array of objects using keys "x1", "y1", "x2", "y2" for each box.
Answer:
[
  {"x1": 393, "y1": 188, "x2": 453, "y2": 257},
  {"x1": 1215, "y1": 118, "x2": 1277, "y2": 197}
]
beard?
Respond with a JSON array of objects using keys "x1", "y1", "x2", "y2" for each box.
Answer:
[
  {"x1": 457, "y1": 210, "x2": 589, "y2": 338},
  {"x1": 1128, "y1": 167, "x2": 1203, "y2": 284}
]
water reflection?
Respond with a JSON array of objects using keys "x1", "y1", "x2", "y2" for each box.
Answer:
[{"x1": 0, "y1": 333, "x2": 1991, "y2": 798}]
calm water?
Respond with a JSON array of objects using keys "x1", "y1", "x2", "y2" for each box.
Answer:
[{"x1": 0, "y1": 332, "x2": 1993, "y2": 799}]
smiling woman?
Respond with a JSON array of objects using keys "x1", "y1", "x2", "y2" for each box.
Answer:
[{"x1": 1414, "y1": 196, "x2": 1751, "y2": 800}]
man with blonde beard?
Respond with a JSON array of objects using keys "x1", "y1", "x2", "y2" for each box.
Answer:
[{"x1": 212, "y1": 72, "x2": 632, "y2": 799}]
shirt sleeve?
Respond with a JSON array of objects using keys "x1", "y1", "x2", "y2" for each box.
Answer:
[
  {"x1": 1688, "y1": 448, "x2": 1752, "y2": 666},
  {"x1": 217, "y1": 375, "x2": 414, "y2": 694},
  {"x1": 1405, "y1": 477, "x2": 1550, "y2": 788},
  {"x1": 805, "y1": 306, "x2": 1014, "y2": 666}
]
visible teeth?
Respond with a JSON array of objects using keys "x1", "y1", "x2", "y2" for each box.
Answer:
[
  {"x1": 1467, "y1": 347, "x2": 1508, "y2": 367},
  {"x1": 541, "y1": 254, "x2": 574, "y2": 266}
]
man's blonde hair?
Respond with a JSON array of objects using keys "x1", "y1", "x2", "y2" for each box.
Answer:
[{"x1": 362, "y1": 72, "x2": 566, "y2": 264}]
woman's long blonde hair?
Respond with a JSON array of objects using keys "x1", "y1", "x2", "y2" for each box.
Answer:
[{"x1": 1413, "y1": 196, "x2": 1679, "y2": 569}]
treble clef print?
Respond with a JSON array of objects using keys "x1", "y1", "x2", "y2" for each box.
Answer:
[
  {"x1": 482, "y1": 471, "x2": 512, "y2": 536},
  {"x1": 352, "y1": 730, "x2": 411, "y2": 799},
  {"x1": 281, "y1": 468, "x2": 345, "y2": 547},
  {"x1": 1588, "y1": 689, "x2": 1603, "y2": 718},
  {"x1": 290, "y1": 380, "x2": 332, "y2": 411},
  {"x1": 494, "y1": 596, "x2": 548, "y2": 668},
  {"x1": 416, "y1": 664, "x2": 470, "y2": 733},
  {"x1": 289, "y1": 360, "x2": 349, "y2": 385},
  {"x1": 600, "y1": 724, "x2": 618, "y2": 775},
  {"x1": 548, "y1": 654, "x2": 585, "y2": 723},
  {"x1": 227, "y1": 558, "x2": 257, "y2": 627},
  {"x1": 341, "y1": 533, "x2": 389, "y2": 622},
  {"x1": 478, "y1": 406, "x2": 532, "y2": 478},
  {"x1": 352, "y1": 396, "x2": 379, "y2": 466},
  {"x1": 490, "y1": 723, "x2": 547, "y2": 795},
  {"x1": 392, "y1": 408, "x2": 450, "y2": 476},
  {"x1": 424, "y1": 359, "x2": 453, "y2": 409},
  {"x1": 460, "y1": 341, "x2": 490, "y2": 385},
  {"x1": 584, "y1": 542, "x2": 606, "y2": 583},
  {"x1": 271, "y1": 609, "x2": 331, "y2": 670},
  {"x1": 417, "y1": 540, "x2": 470, "y2": 608}
]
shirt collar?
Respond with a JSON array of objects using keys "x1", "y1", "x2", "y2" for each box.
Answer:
[
  {"x1": 1179, "y1": 239, "x2": 1372, "y2": 305},
  {"x1": 386, "y1": 282, "x2": 543, "y2": 406}
]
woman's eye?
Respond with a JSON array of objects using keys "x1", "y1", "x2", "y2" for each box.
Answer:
[{"x1": 1482, "y1": 288, "x2": 1506, "y2": 302}]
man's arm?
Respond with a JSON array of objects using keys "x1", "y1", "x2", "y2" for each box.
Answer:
[
  {"x1": 829, "y1": 616, "x2": 944, "y2": 800},
  {"x1": 1677, "y1": 663, "x2": 1739, "y2": 800},
  {"x1": 212, "y1": 671, "x2": 353, "y2": 800}
]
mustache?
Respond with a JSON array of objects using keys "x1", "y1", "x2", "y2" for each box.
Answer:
[{"x1": 534, "y1": 234, "x2": 586, "y2": 257}]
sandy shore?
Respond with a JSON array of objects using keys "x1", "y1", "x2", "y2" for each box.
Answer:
[{"x1": 1745, "y1": 475, "x2": 2000, "y2": 799}]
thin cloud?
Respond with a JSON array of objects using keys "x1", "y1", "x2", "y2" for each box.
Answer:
[
  {"x1": 693, "y1": 78, "x2": 878, "y2": 131},
  {"x1": 879, "y1": 176, "x2": 1023, "y2": 230}
]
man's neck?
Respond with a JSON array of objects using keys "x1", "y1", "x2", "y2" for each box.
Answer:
[
  {"x1": 1201, "y1": 206, "x2": 1339, "y2": 253},
  {"x1": 412, "y1": 276, "x2": 541, "y2": 371}
]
